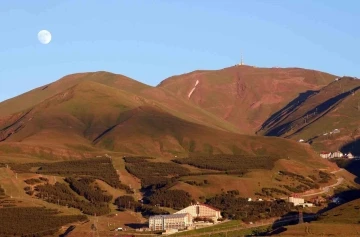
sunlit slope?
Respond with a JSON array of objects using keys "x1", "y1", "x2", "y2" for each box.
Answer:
[
  {"x1": 0, "y1": 71, "x2": 150, "y2": 116},
  {"x1": 0, "y1": 80, "x2": 327, "y2": 164},
  {"x1": 158, "y1": 66, "x2": 336, "y2": 134}
]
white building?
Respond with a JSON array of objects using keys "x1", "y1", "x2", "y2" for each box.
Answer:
[
  {"x1": 288, "y1": 197, "x2": 304, "y2": 206},
  {"x1": 149, "y1": 213, "x2": 192, "y2": 231},
  {"x1": 320, "y1": 152, "x2": 331, "y2": 159},
  {"x1": 149, "y1": 203, "x2": 222, "y2": 231},
  {"x1": 347, "y1": 152, "x2": 354, "y2": 159},
  {"x1": 288, "y1": 197, "x2": 313, "y2": 207},
  {"x1": 331, "y1": 151, "x2": 343, "y2": 158},
  {"x1": 300, "y1": 203, "x2": 314, "y2": 207},
  {"x1": 175, "y1": 203, "x2": 222, "y2": 220}
]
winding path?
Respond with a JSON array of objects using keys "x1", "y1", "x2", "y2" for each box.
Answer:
[{"x1": 301, "y1": 177, "x2": 344, "y2": 197}]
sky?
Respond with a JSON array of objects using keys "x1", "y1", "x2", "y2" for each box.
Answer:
[{"x1": 0, "y1": 0, "x2": 359, "y2": 102}]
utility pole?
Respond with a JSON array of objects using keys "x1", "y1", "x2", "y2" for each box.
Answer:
[{"x1": 299, "y1": 211, "x2": 304, "y2": 224}]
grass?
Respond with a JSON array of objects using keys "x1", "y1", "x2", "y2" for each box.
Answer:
[
  {"x1": 259, "y1": 77, "x2": 360, "y2": 152},
  {"x1": 171, "y1": 220, "x2": 272, "y2": 237},
  {"x1": 173, "y1": 154, "x2": 279, "y2": 172},
  {"x1": 317, "y1": 198, "x2": 360, "y2": 224},
  {"x1": 172, "y1": 220, "x2": 242, "y2": 236},
  {"x1": 0, "y1": 207, "x2": 87, "y2": 237}
]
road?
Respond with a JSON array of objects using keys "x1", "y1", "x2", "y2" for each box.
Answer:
[
  {"x1": 301, "y1": 177, "x2": 344, "y2": 197},
  {"x1": 168, "y1": 214, "x2": 316, "y2": 237},
  {"x1": 331, "y1": 168, "x2": 344, "y2": 174}
]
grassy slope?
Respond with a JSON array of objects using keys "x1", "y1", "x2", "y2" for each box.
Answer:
[
  {"x1": 0, "y1": 74, "x2": 332, "y2": 162},
  {"x1": 318, "y1": 198, "x2": 360, "y2": 224},
  {"x1": 258, "y1": 77, "x2": 360, "y2": 152},
  {"x1": 0, "y1": 73, "x2": 338, "y2": 200},
  {"x1": 0, "y1": 71, "x2": 150, "y2": 117},
  {"x1": 277, "y1": 199, "x2": 360, "y2": 236},
  {"x1": 158, "y1": 66, "x2": 336, "y2": 134}
]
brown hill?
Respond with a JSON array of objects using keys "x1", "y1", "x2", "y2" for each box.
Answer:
[
  {"x1": 257, "y1": 76, "x2": 360, "y2": 153},
  {"x1": 158, "y1": 65, "x2": 336, "y2": 134},
  {"x1": 0, "y1": 67, "x2": 346, "y2": 213},
  {"x1": 0, "y1": 71, "x2": 150, "y2": 117},
  {"x1": 0, "y1": 78, "x2": 328, "y2": 164}
]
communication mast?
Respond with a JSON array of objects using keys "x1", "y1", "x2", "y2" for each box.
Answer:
[{"x1": 238, "y1": 53, "x2": 244, "y2": 66}]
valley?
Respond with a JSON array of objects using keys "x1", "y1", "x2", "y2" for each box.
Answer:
[{"x1": 0, "y1": 66, "x2": 359, "y2": 236}]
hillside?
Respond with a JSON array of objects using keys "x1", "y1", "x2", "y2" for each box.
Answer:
[
  {"x1": 0, "y1": 71, "x2": 151, "y2": 117},
  {"x1": 0, "y1": 67, "x2": 354, "y2": 236},
  {"x1": 0, "y1": 77, "x2": 331, "y2": 163},
  {"x1": 158, "y1": 65, "x2": 336, "y2": 134},
  {"x1": 257, "y1": 76, "x2": 360, "y2": 153},
  {"x1": 275, "y1": 198, "x2": 360, "y2": 236}
]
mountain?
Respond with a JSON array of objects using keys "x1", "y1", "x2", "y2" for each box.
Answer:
[
  {"x1": 257, "y1": 76, "x2": 360, "y2": 153},
  {"x1": 0, "y1": 70, "x2": 331, "y2": 163},
  {"x1": 158, "y1": 65, "x2": 336, "y2": 134},
  {"x1": 0, "y1": 67, "x2": 339, "y2": 160},
  {"x1": 0, "y1": 66, "x2": 353, "y2": 217}
]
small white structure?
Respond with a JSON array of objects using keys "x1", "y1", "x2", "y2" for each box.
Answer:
[
  {"x1": 320, "y1": 152, "x2": 332, "y2": 159},
  {"x1": 298, "y1": 139, "x2": 305, "y2": 143},
  {"x1": 298, "y1": 203, "x2": 314, "y2": 207},
  {"x1": 288, "y1": 197, "x2": 305, "y2": 206},
  {"x1": 331, "y1": 151, "x2": 343, "y2": 158},
  {"x1": 333, "y1": 129, "x2": 340, "y2": 134},
  {"x1": 288, "y1": 197, "x2": 313, "y2": 207},
  {"x1": 247, "y1": 198, "x2": 252, "y2": 202},
  {"x1": 347, "y1": 153, "x2": 354, "y2": 159}
]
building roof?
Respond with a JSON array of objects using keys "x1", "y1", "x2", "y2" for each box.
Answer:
[
  {"x1": 198, "y1": 203, "x2": 221, "y2": 212},
  {"x1": 149, "y1": 213, "x2": 189, "y2": 220}
]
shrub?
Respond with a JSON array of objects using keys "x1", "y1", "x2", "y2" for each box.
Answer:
[
  {"x1": 0, "y1": 207, "x2": 87, "y2": 237},
  {"x1": 173, "y1": 154, "x2": 279, "y2": 173},
  {"x1": 124, "y1": 157, "x2": 189, "y2": 189}
]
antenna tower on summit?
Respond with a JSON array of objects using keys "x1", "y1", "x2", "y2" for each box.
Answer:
[{"x1": 238, "y1": 53, "x2": 244, "y2": 66}]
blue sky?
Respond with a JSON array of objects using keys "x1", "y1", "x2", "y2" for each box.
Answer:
[{"x1": 0, "y1": 0, "x2": 359, "y2": 102}]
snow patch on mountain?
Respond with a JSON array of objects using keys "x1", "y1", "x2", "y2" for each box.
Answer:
[{"x1": 188, "y1": 80, "x2": 199, "y2": 98}]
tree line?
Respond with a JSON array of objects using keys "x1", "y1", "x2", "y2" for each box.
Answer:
[
  {"x1": 64, "y1": 177, "x2": 113, "y2": 203},
  {"x1": 173, "y1": 154, "x2": 279, "y2": 173},
  {"x1": 205, "y1": 191, "x2": 294, "y2": 222},
  {"x1": 34, "y1": 182, "x2": 111, "y2": 216},
  {"x1": 0, "y1": 207, "x2": 87, "y2": 237},
  {"x1": 124, "y1": 157, "x2": 190, "y2": 189},
  {"x1": 144, "y1": 189, "x2": 193, "y2": 210},
  {"x1": 114, "y1": 195, "x2": 169, "y2": 218},
  {"x1": 8, "y1": 157, "x2": 133, "y2": 193}
]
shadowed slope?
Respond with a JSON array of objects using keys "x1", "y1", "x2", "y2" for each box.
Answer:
[
  {"x1": 258, "y1": 77, "x2": 360, "y2": 152},
  {"x1": 158, "y1": 65, "x2": 336, "y2": 134}
]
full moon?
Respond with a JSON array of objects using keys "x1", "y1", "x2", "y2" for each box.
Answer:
[{"x1": 38, "y1": 30, "x2": 52, "y2": 44}]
